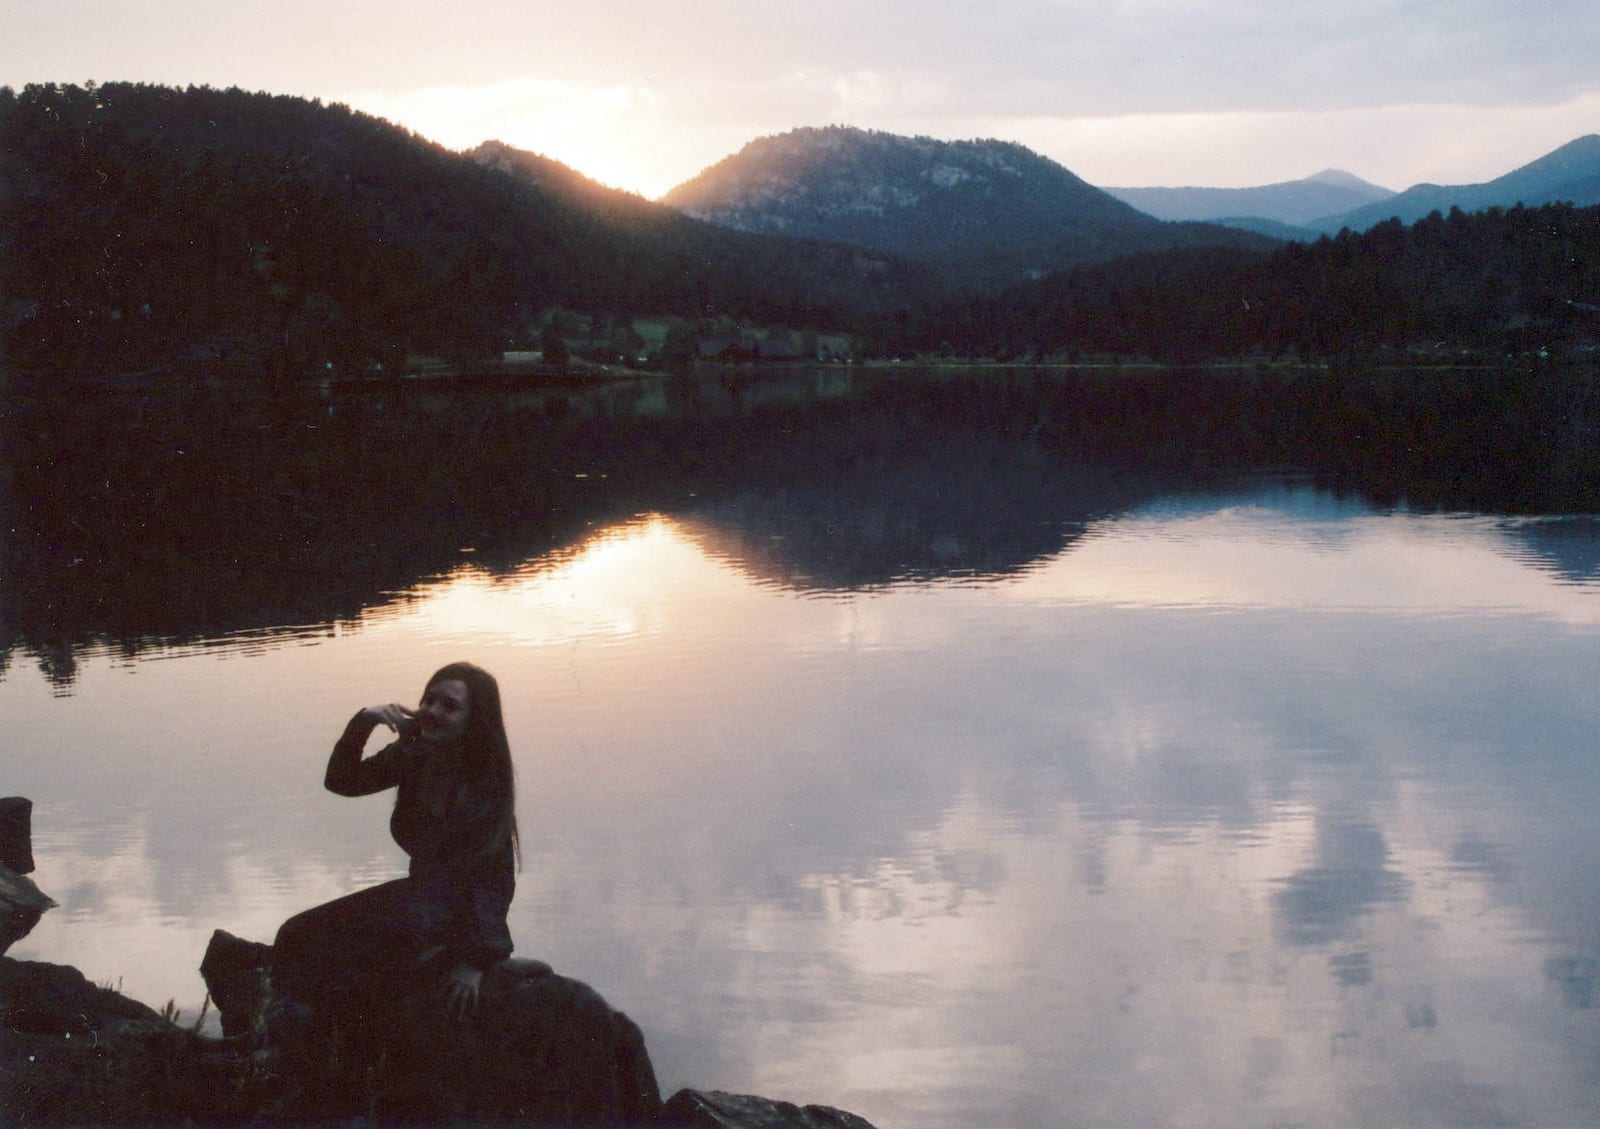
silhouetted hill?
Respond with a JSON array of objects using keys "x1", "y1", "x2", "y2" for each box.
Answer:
[
  {"x1": 1, "y1": 84, "x2": 936, "y2": 379},
  {"x1": 464, "y1": 137, "x2": 941, "y2": 311},
  {"x1": 1315, "y1": 135, "x2": 1600, "y2": 232},
  {"x1": 662, "y1": 126, "x2": 1275, "y2": 290},
  {"x1": 1105, "y1": 169, "x2": 1393, "y2": 227},
  {"x1": 921, "y1": 201, "x2": 1600, "y2": 365}
]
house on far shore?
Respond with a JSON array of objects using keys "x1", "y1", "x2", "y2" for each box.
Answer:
[
  {"x1": 696, "y1": 336, "x2": 812, "y2": 364},
  {"x1": 755, "y1": 338, "x2": 807, "y2": 362},
  {"x1": 697, "y1": 338, "x2": 755, "y2": 363}
]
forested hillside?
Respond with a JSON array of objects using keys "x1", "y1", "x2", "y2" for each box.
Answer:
[
  {"x1": 918, "y1": 204, "x2": 1600, "y2": 362},
  {"x1": 5, "y1": 83, "x2": 1598, "y2": 379},
  {"x1": 0, "y1": 83, "x2": 934, "y2": 379}
]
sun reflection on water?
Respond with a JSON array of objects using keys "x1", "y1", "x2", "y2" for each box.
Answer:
[{"x1": 6, "y1": 486, "x2": 1600, "y2": 1128}]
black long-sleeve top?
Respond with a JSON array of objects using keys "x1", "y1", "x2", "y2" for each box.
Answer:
[{"x1": 325, "y1": 713, "x2": 515, "y2": 970}]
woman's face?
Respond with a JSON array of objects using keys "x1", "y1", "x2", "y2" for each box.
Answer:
[{"x1": 415, "y1": 678, "x2": 471, "y2": 747}]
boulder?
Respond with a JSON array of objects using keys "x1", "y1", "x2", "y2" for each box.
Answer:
[
  {"x1": 0, "y1": 797, "x2": 36, "y2": 874},
  {"x1": 200, "y1": 929, "x2": 662, "y2": 1123},
  {"x1": 197, "y1": 928, "x2": 271, "y2": 1039},
  {"x1": 8, "y1": 809, "x2": 882, "y2": 1129},
  {"x1": 0, "y1": 957, "x2": 243, "y2": 1124},
  {"x1": 7, "y1": 944, "x2": 884, "y2": 1129},
  {"x1": 0, "y1": 870, "x2": 55, "y2": 957},
  {"x1": 374, "y1": 957, "x2": 662, "y2": 1124},
  {"x1": 661, "y1": 1088, "x2": 882, "y2": 1129},
  {"x1": 0, "y1": 798, "x2": 55, "y2": 956}
]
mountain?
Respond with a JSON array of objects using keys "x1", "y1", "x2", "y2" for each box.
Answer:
[
  {"x1": 923, "y1": 199, "x2": 1600, "y2": 367},
  {"x1": 1314, "y1": 135, "x2": 1600, "y2": 232},
  {"x1": 1104, "y1": 169, "x2": 1394, "y2": 227},
  {"x1": 466, "y1": 140, "x2": 663, "y2": 219},
  {"x1": 662, "y1": 126, "x2": 1276, "y2": 291},
  {"x1": 2, "y1": 84, "x2": 938, "y2": 378}
]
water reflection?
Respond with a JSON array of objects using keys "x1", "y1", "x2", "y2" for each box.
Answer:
[
  {"x1": 7, "y1": 495, "x2": 1600, "y2": 1127},
  {"x1": 1499, "y1": 516, "x2": 1600, "y2": 586},
  {"x1": 1272, "y1": 819, "x2": 1407, "y2": 947},
  {"x1": 6, "y1": 380, "x2": 1600, "y2": 1127},
  {"x1": 0, "y1": 377, "x2": 1176, "y2": 687}
]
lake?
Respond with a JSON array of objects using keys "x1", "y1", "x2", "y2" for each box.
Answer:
[{"x1": 4, "y1": 370, "x2": 1600, "y2": 1128}]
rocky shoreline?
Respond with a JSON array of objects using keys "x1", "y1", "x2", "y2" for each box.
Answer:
[{"x1": 1, "y1": 798, "x2": 880, "y2": 1127}]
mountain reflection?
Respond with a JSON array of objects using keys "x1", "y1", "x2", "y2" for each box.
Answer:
[
  {"x1": 0, "y1": 378, "x2": 1170, "y2": 684},
  {"x1": 9, "y1": 370, "x2": 1600, "y2": 689},
  {"x1": 1498, "y1": 515, "x2": 1600, "y2": 585},
  {"x1": 673, "y1": 447, "x2": 1150, "y2": 593},
  {"x1": 9, "y1": 411, "x2": 1600, "y2": 1127}
]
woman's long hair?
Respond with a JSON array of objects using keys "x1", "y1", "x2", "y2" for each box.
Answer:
[{"x1": 427, "y1": 661, "x2": 520, "y2": 866}]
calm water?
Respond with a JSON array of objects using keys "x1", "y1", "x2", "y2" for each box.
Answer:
[{"x1": 6, "y1": 379, "x2": 1600, "y2": 1129}]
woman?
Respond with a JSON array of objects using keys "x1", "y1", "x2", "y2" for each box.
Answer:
[{"x1": 271, "y1": 661, "x2": 519, "y2": 1023}]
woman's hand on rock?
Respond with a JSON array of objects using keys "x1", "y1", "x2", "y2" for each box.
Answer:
[
  {"x1": 443, "y1": 962, "x2": 483, "y2": 1021},
  {"x1": 360, "y1": 702, "x2": 414, "y2": 733}
]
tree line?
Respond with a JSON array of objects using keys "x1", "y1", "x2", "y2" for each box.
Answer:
[
  {"x1": 0, "y1": 82, "x2": 930, "y2": 381},
  {"x1": 4, "y1": 82, "x2": 1598, "y2": 381},
  {"x1": 911, "y1": 204, "x2": 1600, "y2": 362}
]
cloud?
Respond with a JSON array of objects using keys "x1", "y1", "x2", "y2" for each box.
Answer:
[
  {"x1": 5, "y1": 0, "x2": 1598, "y2": 193},
  {"x1": 584, "y1": 0, "x2": 1600, "y2": 120},
  {"x1": 958, "y1": 90, "x2": 1600, "y2": 188}
]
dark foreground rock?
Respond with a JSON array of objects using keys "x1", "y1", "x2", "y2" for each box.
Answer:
[
  {"x1": 2, "y1": 800, "x2": 881, "y2": 1127},
  {"x1": 0, "y1": 797, "x2": 57, "y2": 957},
  {"x1": 662, "y1": 1089, "x2": 881, "y2": 1128},
  {"x1": 0, "y1": 797, "x2": 37, "y2": 874},
  {"x1": 1, "y1": 957, "x2": 243, "y2": 1123},
  {"x1": 3, "y1": 945, "x2": 881, "y2": 1127},
  {"x1": 200, "y1": 928, "x2": 662, "y2": 1123}
]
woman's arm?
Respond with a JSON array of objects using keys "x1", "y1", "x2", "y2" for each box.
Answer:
[
  {"x1": 462, "y1": 853, "x2": 516, "y2": 966},
  {"x1": 324, "y1": 707, "x2": 412, "y2": 797},
  {"x1": 447, "y1": 857, "x2": 513, "y2": 1018},
  {"x1": 407, "y1": 851, "x2": 514, "y2": 1020},
  {"x1": 409, "y1": 846, "x2": 515, "y2": 967}
]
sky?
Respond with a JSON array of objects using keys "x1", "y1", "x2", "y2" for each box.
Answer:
[{"x1": 3, "y1": 0, "x2": 1598, "y2": 200}]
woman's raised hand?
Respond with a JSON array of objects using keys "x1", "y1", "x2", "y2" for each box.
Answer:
[{"x1": 360, "y1": 702, "x2": 415, "y2": 733}]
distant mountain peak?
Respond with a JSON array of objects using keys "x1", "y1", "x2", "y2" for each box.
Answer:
[
  {"x1": 1310, "y1": 133, "x2": 1600, "y2": 233},
  {"x1": 1102, "y1": 169, "x2": 1395, "y2": 227},
  {"x1": 1304, "y1": 168, "x2": 1391, "y2": 193}
]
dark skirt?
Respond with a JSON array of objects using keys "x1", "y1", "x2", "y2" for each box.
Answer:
[{"x1": 271, "y1": 878, "x2": 448, "y2": 1009}]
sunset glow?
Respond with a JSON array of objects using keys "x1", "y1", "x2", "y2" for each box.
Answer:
[{"x1": 5, "y1": 1, "x2": 1597, "y2": 196}]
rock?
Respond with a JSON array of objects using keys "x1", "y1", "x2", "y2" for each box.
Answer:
[
  {"x1": 372, "y1": 957, "x2": 662, "y2": 1124},
  {"x1": 661, "y1": 1088, "x2": 882, "y2": 1129},
  {"x1": 0, "y1": 870, "x2": 56, "y2": 957},
  {"x1": 197, "y1": 928, "x2": 271, "y2": 1038},
  {"x1": 0, "y1": 798, "x2": 55, "y2": 956},
  {"x1": 0, "y1": 957, "x2": 244, "y2": 1125},
  {"x1": 0, "y1": 798, "x2": 36, "y2": 874},
  {"x1": 201, "y1": 931, "x2": 662, "y2": 1123},
  {"x1": 8, "y1": 948, "x2": 884, "y2": 1129},
  {"x1": 14, "y1": 810, "x2": 876, "y2": 1129}
]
